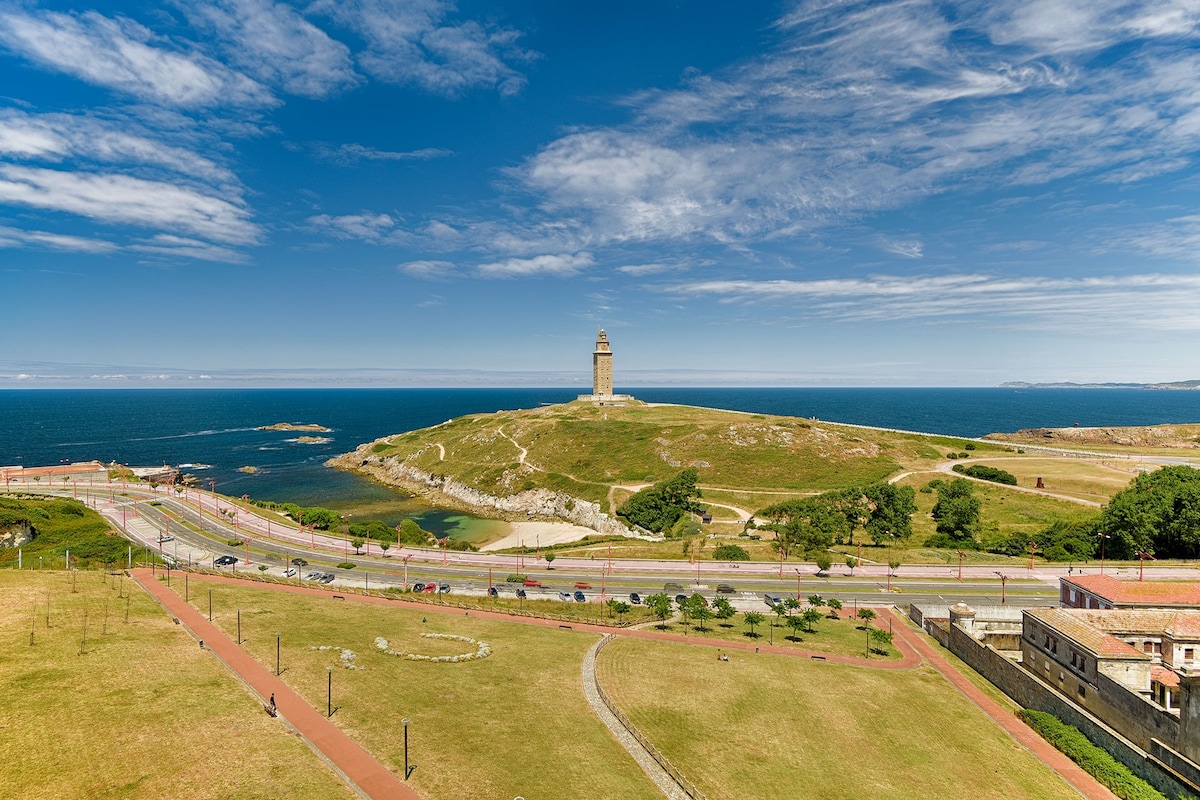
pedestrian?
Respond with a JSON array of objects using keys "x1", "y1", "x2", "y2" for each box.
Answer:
[{"x1": 269, "y1": 693, "x2": 276, "y2": 710}]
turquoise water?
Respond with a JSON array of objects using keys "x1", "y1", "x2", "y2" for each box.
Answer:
[{"x1": 3, "y1": 387, "x2": 1198, "y2": 537}]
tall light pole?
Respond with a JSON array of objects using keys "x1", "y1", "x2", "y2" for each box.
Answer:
[
  {"x1": 957, "y1": 550, "x2": 965, "y2": 582},
  {"x1": 402, "y1": 717, "x2": 413, "y2": 779},
  {"x1": 1098, "y1": 532, "x2": 1111, "y2": 574},
  {"x1": 327, "y1": 666, "x2": 334, "y2": 718},
  {"x1": 994, "y1": 572, "x2": 1009, "y2": 604},
  {"x1": 275, "y1": 631, "x2": 282, "y2": 675},
  {"x1": 1028, "y1": 541, "x2": 1038, "y2": 571},
  {"x1": 794, "y1": 568, "x2": 802, "y2": 601},
  {"x1": 1138, "y1": 550, "x2": 1153, "y2": 581}
]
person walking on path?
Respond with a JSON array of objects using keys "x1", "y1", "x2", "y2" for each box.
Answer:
[{"x1": 270, "y1": 693, "x2": 276, "y2": 711}]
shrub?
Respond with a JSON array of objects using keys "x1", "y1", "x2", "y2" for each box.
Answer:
[
  {"x1": 506, "y1": 574, "x2": 527, "y2": 583},
  {"x1": 951, "y1": 464, "x2": 1018, "y2": 485},
  {"x1": 964, "y1": 442, "x2": 976, "y2": 450},
  {"x1": 227, "y1": 539, "x2": 244, "y2": 547},
  {"x1": 336, "y1": 562, "x2": 356, "y2": 570},
  {"x1": 1017, "y1": 710, "x2": 1166, "y2": 800},
  {"x1": 712, "y1": 544, "x2": 750, "y2": 561}
]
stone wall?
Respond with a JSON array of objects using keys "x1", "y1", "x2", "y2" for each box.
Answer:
[{"x1": 946, "y1": 623, "x2": 1198, "y2": 799}]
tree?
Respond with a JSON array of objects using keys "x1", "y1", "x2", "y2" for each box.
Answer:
[
  {"x1": 863, "y1": 483, "x2": 917, "y2": 543},
  {"x1": 743, "y1": 611, "x2": 765, "y2": 638},
  {"x1": 350, "y1": 537, "x2": 365, "y2": 554},
  {"x1": 1095, "y1": 466, "x2": 1200, "y2": 559},
  {"x1": 617, "y1": 468, "x2": 704, "y2": 534},
  {"x1": 845, "y1": 556, "x2": 858, "y2": 575},
  {"x1": 827, "y1": 598, "x2": 843, "y2": 618},
  {"x1": 544, "y1": 552, "x2": 556, "y2": 569},
  {"x1": 712, "y1": 544, "x2": 750, "y2": 561},
  {"x1": 931, "y1": 479, "x2": 981, "y2": 541},
  {"x1": 689, "y1": 594, "x2": 713, "y2": 632},
  {"x1": 784, "y1": 596, "x2": 801, "y2": 612},
  {"x1": 870, "y1": 629, "x2": 894, "y2": 655},
  {"x1": 888, "y1": 557, "x2": 901, "y2": 575},
  {"x1": 814, "y1": 553, "x2": 832, "y2": 573},
  {"x1": 646, "y1": 593, "x2": 672, "y2": 628},
  {"x1": 609, "y1": 599, "x2": 632, "y2": 623},
  {"x1": 807, "y1": 594, "x2": 825, "y2": 609},
  {"x1": 786, "y1": 614, "x2": 805, "y2": 640},
  {"x1": 713, "y1": 596, "x2": 736, "y2": 626},
  {"x1": 857, "y1": 608, "x2": 877, "y2": 627},
  {"x1": 802, "y1": 608, "x2": 823, "y2": 633},
  {"x1": 378, "y1": 541, "x2": 390, "y2": 556}
]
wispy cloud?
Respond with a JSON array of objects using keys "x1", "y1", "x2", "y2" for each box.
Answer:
[
  {"x1": 0, "y1": 225, "x2": 117, "y2": 253},
  {"x1": 307, "y1": 141, "x2": 453, "y2": 164},
  {"x1": 398, "y1": 259, "x2": 456, "y2": 279},
  {"x1": 0, "y1": 165, "x2": 260, "y2": 245},
  {"x1": 309, "y1": 0, "x2": 532, "y2": 96},
  {"x1": 130, "y1": 234, "x2": 249, "y2": 262},
  {"x1": 307, "y1": 212, "x2": 397, "y2": 240},
  {"x1": 0, "y1": 9, "x2": 271, "y2": 107},
  {"x1": 668, "y1": 272, "x2": 1200, "y2": 330},
  {"x1": 477, "y1": 252, "x2": 594, "y2": 278},
  {"x1": 177, "y1": 0, "x2": 359, "y2": 98}
]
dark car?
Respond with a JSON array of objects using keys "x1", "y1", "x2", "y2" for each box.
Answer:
[
  {"x1": 319, "y1": 573, "x2": 335, "y2": 584},
  {"x1": 675, "y1": 594, "x2": 688, "y2": 605},
  {"x1": 629, "y1": 592, "x2": 641, "y2": 605},
  {"x1": 291, "y1": 557, "x2": 308, "y2": 567},
  {"x1": 716, "y1": 584, "x2": 735, "y2": 594},
  {"x1": 305, "y1": 571, "x2": 323, "y2": 581},
  {"x1": 488, "y1": 586, "x2": 499, "y2": 597},
  {"x1": 214, "y1": 555, "x2": 237, "y2": 566},
  {"x1": 574, "y1": 590, "x2": 586, "y2": 602},
  {"x1": 664, "y1": 582, "x2": 682, "y2": 591},
  {"x1": 516, "y1": 588, "x2": 527, "y2": 599},
  {"x1": 413, "y1": 583, "x2": 426, "y2": 592},
  {"x1": 438, "y1": 583, "x2": 450, "y2": 594}
]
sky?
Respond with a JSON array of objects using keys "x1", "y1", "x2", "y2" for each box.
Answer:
[{"x1": 3, "y1": 0, "x2": 1200, "y2": 388}]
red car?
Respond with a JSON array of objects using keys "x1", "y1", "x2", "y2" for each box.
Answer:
[
  {"x1": 422, "y1": 583, "x2": 437, "y2": 594},
  {"x1": 523, "y1": 579, "x2": 542, "y2": 587}
]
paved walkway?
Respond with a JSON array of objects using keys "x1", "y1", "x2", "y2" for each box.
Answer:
[
  {"x1": 582, "y1": 636, "x2": 689, "y2": 800},
  {"x1": 883, "y1": 608, "x2": 1117, "y2": 800},
  {"x1": 130, "y1": 569, "x2": 419, "y2": 800}
]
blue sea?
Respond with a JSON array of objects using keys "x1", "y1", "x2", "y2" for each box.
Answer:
[{"x1": 3, "y1": 388, "x2": 1199, "y2": 536}]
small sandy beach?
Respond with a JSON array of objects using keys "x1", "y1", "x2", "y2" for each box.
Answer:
[{"x1": 479, "y1": 521, "x2": 602, "y2": 552}]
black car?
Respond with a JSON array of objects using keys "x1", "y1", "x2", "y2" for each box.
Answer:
[
  {"x1": 675, "y1": 594, "x2": 688, "y2": 605},
  {"x1": 214, "y1": 555, "x2": 238, "y2": 566},
  {"x1": 319, "y1": 573, "x2": 335, "y2": 584},
  {"x1": 574, "y1": 590, "x2": 586, "y2": 602},
  {"x1": 488, "y1": 586, "x2": 499, "y2": 597},
  {"x1": 664, "y1": 582, "x2": 682, "y2": 591},
  {"x1": 291, "y1": 557, "x2": 308, "y2": 567},
  {"x1": 413, "y1": 582, "x2": 426, "y2": 592},
  {"x1": 516, "y1": 588, "x2": 527, "y2": 599},
  {"x1": 716, "y1": 584, "x2": 735, "y2": 594},
  {"x1": 629, "y1": 592, "x2": 641, "y2": 605}
]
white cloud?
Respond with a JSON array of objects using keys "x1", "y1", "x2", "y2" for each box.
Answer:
[
  {"x1": 507, "y1": 0, "x2": 1200, "y2": 250},
  {"x1": 668, "y1": 272, "x2": 1200, "y2": 330},
  {"x1": 0, "y1": 225, "x2": 117, "y2": 253},
  {"x1": 308, "y1": 141, "x2": 454, "y2": 163},
  {"x1": 308, "y1": 212, "x2": 396, "y2": 240},
  {"x1": 477, "y1": 252, "x2": 594, "y2": 278},
  {"x1": 0, "y1": 165, "x2": 260, "y2": 245},
  {"x1": 0, "y1": 109, "x2": 238, "y2": 185},
  {"x1": 310, "y1": 0, "x2": 531, "y2": 96},
  {"x1": 130, "y1": 234, "x2": 249, "y2": 262},
  {"x1": 398, "y1": 259, "x2": 456, "y2": 279},
  {"x1": 178, "y1": 0, "x2": 359, "y2": 98},
  {"x1": 0, "y1": 9, "x2": 272, "y2": 107}
]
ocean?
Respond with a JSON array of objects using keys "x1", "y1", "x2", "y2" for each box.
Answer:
[{"x1": 3, "y1": 387, "x2": 1198, "y2": 537}]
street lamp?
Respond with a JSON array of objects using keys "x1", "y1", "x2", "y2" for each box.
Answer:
[
  {"x1": 1098, "y1": 532, "x2": 1111, "y2": 574},
  {"x1": 276, "y1": 632, "x2": 282, "y2": 676},
  {"x1": 994, "y1": 571, "x2": 1009, "y2": 604},
  {"x1": 327, "y1": 666, "x2": 334, "y2": 718},
  {"x1": 794, "y1": 568, "x2": 802, "y2": 601},
  {"x1": 402, "y1": 717, "x2": 414, "y2": 779},
  {"x1": 1028, "y1": 541, "x2": 1038, "y2": 571}
]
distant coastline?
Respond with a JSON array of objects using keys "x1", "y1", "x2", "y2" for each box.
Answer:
[{"x1": 999, "y1": 380, "x2": 1200, "y2": 390}]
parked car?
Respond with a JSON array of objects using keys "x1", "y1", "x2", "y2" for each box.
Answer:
[
  {"x1": 515, "y1": 588, "x2": 527, "y2": 599},
  {"x1": 291, "y1": 557, "x2": 308, "y2": 567},
  {"x1": 664, "y1": 582, "x2": 682, "y2": 591},
  {"x1": 716, "y1": 584, "x2": 735, "y2": 594},
  {"x1": 558, "y1": 591, "x2": 572, "y2": 601},
  {"x1": 438, "y1": 583, "x2": 450, "y2": 594},
  {"x1": 574, "y1": 590, "x2": 586, "y2": 602},
  {"x1": 305, "y1": 571, "x2": 323, "y2": 581},
  {"x1": 488, "y1": 586, "x2": 499, "y2": 597},
  {"x1": 281, "y1": 568, "x2": 297, "y2": 578},
  {"x1": 629, "y1": 592, "x2": 641, "y2": 605},
  {"x1": 412, "y1": 582, "x2": 426, "y2": 592},
  {"x1": 523, "y1": 578, "x2": 542, "y2": 587},
  {"x1": 319, "y1": 573, "x2": 335, "y2": 584},
  {"x1": 422, "y1": 583, "x2": 436, "y2": 593},
  {"x1": 214, "y1": 555, "x2": 237, "y2": 566},
  {"x1": 675, "y1": 594, "x2": 688, "y2": 605},
  {"x1": 764, "y1": 594, "x2": 782, "y2": 608}
]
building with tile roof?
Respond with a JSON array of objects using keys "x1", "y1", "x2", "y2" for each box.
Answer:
[{"x1": 1061, "y1": 574, "x2": 1200, "y2": 610}]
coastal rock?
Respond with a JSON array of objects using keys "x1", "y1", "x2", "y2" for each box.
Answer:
[
  {"x1": 258, "y1": 422, "x2": 332, "y2": 432},
  {"x1": 985, "y1": 424, "x2": 1200, "y2": 448},
  {"x1": 0, "y1": 519, "x2": 35, "y2": 548},
  {"x1": 335, "y1": 446, "x2": 636, "y2": 537}
]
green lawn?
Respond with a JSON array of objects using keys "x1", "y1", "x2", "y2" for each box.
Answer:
[
  {"x1": 172, "y1": 580, "x2": 662, "y2": 800},
  {"x1": 0, "y1": 570, "x2": 351, "y2": 800},
  {"x1": 645, "y1": 609, "x2": 903, "y2": 660},
  {"x1": 597, "y1": 636, "x2": 1081, "y2": 800}
]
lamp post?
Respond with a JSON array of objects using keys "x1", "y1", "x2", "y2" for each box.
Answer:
[
  {"x1": 1098, "y1": 532, "x2": 1110, "y2": 574},
  {"x1": 1137, "y1": 550, "x2": 1154, "y2": 581},
  {"x1": 957, "y1": 550, "x2": 965, "y2": 582},
  {"x1": 1028, "y1": 541, "x2": 1038, "y2": 571},
  {"x1": 402, "y1": 717, "x2": 413, "y2": 779},
  {"x1": 327, "y1": 666, "x2": 334, "y2": 718},
  {"x1": 794, "y1": 568, "x2": 802, "y2": 601},
  {"x1": 994, "y1": 572, "x2": 1009, "y2": 604},
  {"x1": 276, "y1": 631, "x2": 282, "y2": 675}
]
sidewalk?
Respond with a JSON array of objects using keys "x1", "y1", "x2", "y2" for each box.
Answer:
[
  {"x1": 883, "y1": 608, "x2": 1117, "y2": 800},
  {"x1": 131, "y1": 569, "x2": 419, "y2": 800}
]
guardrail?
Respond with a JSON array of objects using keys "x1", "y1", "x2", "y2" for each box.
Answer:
[{"x1": 591, "y1": 635, "x2": 708, "y2": 800}]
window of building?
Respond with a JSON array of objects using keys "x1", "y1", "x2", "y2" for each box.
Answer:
[
  {"x1": 1078, "y1": 685, "x2": 1086, "y2": 699},
  {"x1": 1154, "y1": 642, "x2": 1163, "y2": 655},
  {"x1": 1187, "y1": 648, "x2": 1195, "y2": 661},
  {"x1": 1144, "y1": 641, "x2": 1154, "y2": 653}
]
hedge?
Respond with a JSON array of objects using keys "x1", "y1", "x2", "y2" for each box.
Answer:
[{"x1": 1017, "y1": 710, "x2": 1167, "y2": 800}]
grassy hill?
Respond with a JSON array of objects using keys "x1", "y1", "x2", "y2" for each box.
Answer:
[{"x1": 332, "y1": 399, "x2": 1002, "y2": 524}]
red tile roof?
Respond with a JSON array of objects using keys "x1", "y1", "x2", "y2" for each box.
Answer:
[
  {"x1": 1064, "y1": 575, "x2": 1200, "y2": 607},
  {"x1": 1027, "y1": 608, "x2": 1147, "y2": 659},
  {"x1": 1165, "y1": 612, "x2": 1200, "y2": 639},
  {"x1": 1152, "y1": 665, "x2": 1181, "y2": 688}
]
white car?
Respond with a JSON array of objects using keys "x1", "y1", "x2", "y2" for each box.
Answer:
[
  {"x1": 281, "y1": 568, "x2": 297, "y2": 577},
  {"x1": 158, "y1": 535, "x2": 174, "y2": 543}
]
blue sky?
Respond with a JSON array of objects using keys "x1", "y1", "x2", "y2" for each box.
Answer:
[{"x1": 3, "y1": 0, "x2": 1200, "y2": 388}]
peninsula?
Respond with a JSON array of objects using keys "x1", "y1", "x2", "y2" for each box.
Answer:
[{"x1": 258, "y1": 422, "x2": 333, "y2": 432}]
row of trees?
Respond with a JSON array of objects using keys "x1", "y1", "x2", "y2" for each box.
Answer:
[
  {"x1": 755, "y1": 483, "x2": 917, "y2": 558},
  {"x1": 617, "y1": 468, "x2": 704, "y2": 534}
]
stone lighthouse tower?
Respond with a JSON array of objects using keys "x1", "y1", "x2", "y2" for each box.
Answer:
[{"x1": 593, "y1": 328, "x2": 613, "y2": 397}]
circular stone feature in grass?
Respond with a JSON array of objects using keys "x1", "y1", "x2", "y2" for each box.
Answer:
[{"x1": 374, "y1": 633, "x2": 492, "y2": 663}]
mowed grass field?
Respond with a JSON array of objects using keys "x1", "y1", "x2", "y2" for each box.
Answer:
[
  {"x1": 173, "y1": 580, "x2": 662, "y2": 800},
  {"x1": 644, "y1": 610, "x2": 903, "y2": 660},
  {"x1": 0, "y1": 570, "x2": 351, "y2": 800},
  {"x1": 597, "y1": 637, "x2": 1081, "y2": 800}
]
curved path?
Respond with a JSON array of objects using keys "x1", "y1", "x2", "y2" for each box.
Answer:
[
  {"x1": 131, "y1": 568, "x2": 419, "y2": 800},
  {"x1": 934, "y1": 458, "x2": 1103, "y2": 507}
]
